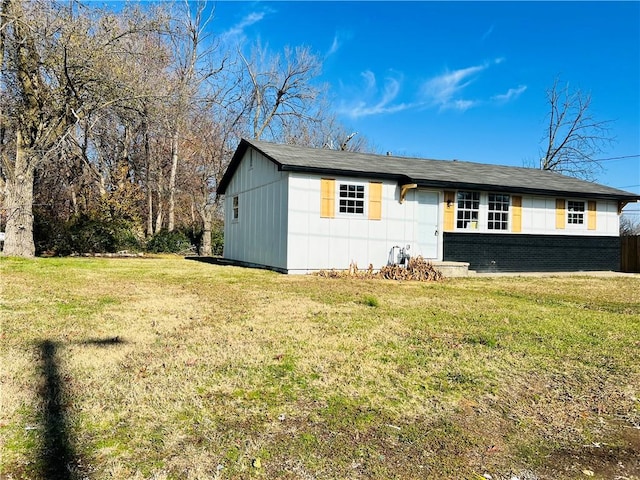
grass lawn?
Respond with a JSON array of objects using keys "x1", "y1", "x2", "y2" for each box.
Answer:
[{"x1": 1, "y1": 256, "x2": 639, "y2": 480}]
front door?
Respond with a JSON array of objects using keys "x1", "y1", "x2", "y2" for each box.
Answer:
[{"x1": 417, "y1": 191, "x2": 439, "y2": 259}]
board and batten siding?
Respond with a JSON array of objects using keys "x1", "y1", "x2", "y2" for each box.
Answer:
[
  {"x1": 442, "y1": 192, "x2": 618, "y2": 236},
  {"x1": 522, "y1": 196, "x2": 618, "y2": 235},
  {"x1": 222, "y1": 148, "x2": 288, "y2": 270},
  {"x1": 286, "y1": 174, "x2": 441, "y2": 273}
]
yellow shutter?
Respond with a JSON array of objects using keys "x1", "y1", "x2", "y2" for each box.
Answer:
[
  {"x1": 555, "y1": 199, "x2": 565, "y2": 229},
  {"x1": 512, "y1": 196, "x2": 522, "y2": 233},
  {"x1": 368, "y1": 182, "x2": 382, "y2": 220},
  {"x1": 587, "y1": 201, "x2": 596, "y2": 230},
  {"x1": 320, "y1": 178, "x2": 335, "y2": 218},
  {"x1": 444, "y1": 191, "x2": 455, "y2": 232}
]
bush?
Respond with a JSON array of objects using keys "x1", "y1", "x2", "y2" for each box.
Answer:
[
  {"x1": 34, "y1": 211, "x2": 144, "y2": 256},
  {"x1": 146, "y1": 229, "x2": 192, "y2": 253},
  {"x1": 65, "y1": 215, "x2": 143, "y2": 254},
  {"x1": 211, "y1": 222, "x2": 224, "y2": 256}
]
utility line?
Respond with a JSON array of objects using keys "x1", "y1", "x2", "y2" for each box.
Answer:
[{"x1": 596, "y1": 154, "x2": 640, "y2": 161}]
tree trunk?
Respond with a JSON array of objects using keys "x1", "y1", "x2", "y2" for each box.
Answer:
[
  {"x1": 167, "y1": 129, "x2": 179, "y2": 232},
  {"x1": 70, "y1": 186, "x2": 78, "y2": 215},
  {"x1": 155, "y1": 190, "x2": 163, "y2": 233},
  {"x1": 2, "y1": 132, "x2": 36, "y2": 257},
  {"x1": 200, "y1": 205, "x2": 212, "y2": 256},
  {"x1": 144, "y1": 125, "x2": 153, "y2": 236},
  {"x1": 146, "y1": 189, "x2": 154, "y2": 236}
]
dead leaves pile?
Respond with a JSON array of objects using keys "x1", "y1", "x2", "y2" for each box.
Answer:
[{"x1": 316, "y1": 256, "x2": 444, "y2": 282}]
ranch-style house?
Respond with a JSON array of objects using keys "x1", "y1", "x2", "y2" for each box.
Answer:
[{"x1": 216, "y1": 139, "x2": 639, "y2": 274}]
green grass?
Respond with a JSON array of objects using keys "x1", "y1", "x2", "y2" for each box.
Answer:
[{"x1": 1, "y1": 256, "x2": 639, "y2": 479}]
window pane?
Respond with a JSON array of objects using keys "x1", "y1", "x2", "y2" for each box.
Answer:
[
  {"x1": 338, "y1": 183, "x2": 365, "y2": 214},
  {"x1": 567, "y1": 201, "x2": 585, "y2": 224},
  {"x1": 487, "y1": 193, "x2": 509, "y2": 230},
  {"x1": 457, "y1": 191, "x2": 479, "y2": 229}
]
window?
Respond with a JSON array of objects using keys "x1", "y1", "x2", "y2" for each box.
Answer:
[
  {"x1": 567, "y1": 200, "x2": 585, "y2": 225},
  {"x1": 456, "y1": 191, "x2": 479, "y2": 229},
  {"x1": 232, "y1": 195, "x2": 239, "y2": 220},
  {"x1": 488, "y1": 194, "x2": 510, "y2": 230},
  {"x1": 339, "y1": 183, "x2": 365, "y2": 215}
]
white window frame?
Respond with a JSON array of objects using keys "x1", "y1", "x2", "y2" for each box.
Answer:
[
  {"x1": 456, "y1": 191, "x2": 480, "y2": 230},
  {"x1": 567, "y1": 200, "x2": 586, "y2": 228},
  {"x1": 487, "y1": 193, "x2": 510, "y2": 231},
  {"x1": 337, "y1": 182, "x2": 366, "y2": 216},
  {"x1": 232, "y1": 195, "x2": 239, "y2": 221}
]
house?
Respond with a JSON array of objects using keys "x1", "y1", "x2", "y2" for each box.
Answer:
[{"x1": 216, "y1": 138, "x2": 639, "y2": 274}]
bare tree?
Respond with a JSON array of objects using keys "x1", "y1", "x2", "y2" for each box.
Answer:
[
  {"x1": 540, "y1": 78, "x2": 615, "y2": 181},
  {"x1": 1, "y1": 0, "x2": 167, "y2": 257},
  {"x1": 1, "y1": 0, "x2": 81, "y2": 257},
  {"x1": 620, "y1": 214, "x2": 640, "y2": 236},
  {"x1": 239, "y1": 44, "x2": 323, "y2": 142},
  {"x1": 163, "y1": 1, "x2": 224, "y2": 232}
]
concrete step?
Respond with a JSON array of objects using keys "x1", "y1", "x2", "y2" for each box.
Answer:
[{"x1": 431, "y1": 261, "x2": 471, "y2": 278}]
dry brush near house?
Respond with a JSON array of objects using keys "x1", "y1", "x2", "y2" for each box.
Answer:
[
  {"x1": 316, "y1": 256, "x2": 444, "y2": 282},
  {"x1": 1, "y1": 256, "x2": 638, "y2": 480}
]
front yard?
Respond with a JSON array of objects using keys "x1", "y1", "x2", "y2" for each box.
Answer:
[{"x1": 1, "y1": 256, "x2": 638, "y2": 479}]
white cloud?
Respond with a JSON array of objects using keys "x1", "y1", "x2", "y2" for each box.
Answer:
[
  {"x1": 220, "y1": 11, "x2": 266, "y2": 41},
  {"x1": 451, "y1": 99, "x2": 478, "y2": 112},
  {"x1": 482, "y1": 24, "x2": 495, "y2": 41},
  {"x1": 492, "y1": 85, "x2": 528, "y2": 102},
  {"x1": 421, "y1": 63, "x2": 491, "y2": 111},
  {"x1": 420, "y1": 58, "x2": 513, "y2": 111},
  {"x1": 361, "y1": 70, "x2": 377, "y2": 91},
  {"x1": 327, "y1": 34, "x2": 341, "y2": 57},
  {"x1": 338, "y1": 71, "x2": 414, "y2": 118},
  {"x1": 422, "y1": 64, "x2": 487, "y2": 108},
  {"x1": 337, "y1": 58, "x2": 522, "y2": 118}
]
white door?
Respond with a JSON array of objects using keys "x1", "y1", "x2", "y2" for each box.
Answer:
[{"x1": 417, "y1": 191, "x2": 439, "y2": 259}]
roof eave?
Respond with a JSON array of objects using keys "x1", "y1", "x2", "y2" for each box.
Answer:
[
  {"x1": 216, "y1": 139, "x2": 284, "y2": 194},
  {"x1": 415, "y1": 180, "x2": 640, "y2": 201},
  {"x1": 281, "y1": 164, "x2": 412, "y2": 184}
]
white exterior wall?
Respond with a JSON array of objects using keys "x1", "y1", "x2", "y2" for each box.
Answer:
[
  {"x1": 520, "y1": 196, "x2": 619, "y2": 235},
  {"x1": 222, "y1": 149, "x2": 288, "y2": 270},
  {"x1": 286, "y1": 174, "x2": 442, "y2": 273},
  {"x1": 446, "y1": 192, "x2": 619, "y2": 236},
  {"x1": 221, "y1": 151, "x2": 622, "y2": 274}
]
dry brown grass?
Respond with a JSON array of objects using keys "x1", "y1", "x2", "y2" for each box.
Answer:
[{"x1": 1, "y1": 256, "x2": 639, "y2": 479}]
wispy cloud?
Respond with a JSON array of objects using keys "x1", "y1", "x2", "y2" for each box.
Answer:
[
  {"x1": 338, "y1": 70, "x2": 414, "y2": 118},
  {"x1": 325, "y1": 31, "x2": 354, "y2": 59},
  {"x1": 482, "y1": 24, "x2": 495, "y2": 41},
  {"x1": 492, "y1": 85, "x2": 528, "y2": 102},
  {"x1": 220, "y1": 11, "x2": 266, "y2": 42},
  {"x1": 337, "y1": 58, "x2": 523, "y2": 118},
  {"x1": 451, "y1": 99, "x2": 479, "y2": 112},
  {"x1": 420, "y1": 58, "x2": 509, "y2": 111},
  {"x1": 327, "y1": 34, "x2": 341, "y2": 57},
  {"x1": 422, "y1": 64, "x2": 487, "y2": 110}
]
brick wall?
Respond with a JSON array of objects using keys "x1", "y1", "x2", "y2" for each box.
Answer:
[{"x1": 443, "y1": 233, "x2": 620, "y2": 273}]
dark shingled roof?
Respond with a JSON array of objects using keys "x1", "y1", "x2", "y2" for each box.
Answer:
[{"x1": 217, "y1": 138, "x2": 640, "y2": 202}]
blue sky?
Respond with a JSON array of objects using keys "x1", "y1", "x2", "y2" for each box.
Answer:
[{"x1": 210, "y1": 1, "x2": 639, "y2": 214}]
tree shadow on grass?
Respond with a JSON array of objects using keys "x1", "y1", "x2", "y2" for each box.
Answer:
[
  {"x1": 38, "y1": 340, "x2": 76, "y2": 480},
  {"x1": 37, "y1": 337, "x2": 125, "y2": 479}
]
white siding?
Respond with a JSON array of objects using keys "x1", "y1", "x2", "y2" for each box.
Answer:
[
  {"x1": 222, "y1": 149, "x2": 288, "y2": 270},
  {"x1": 222, "y1": 152, "x2": 622, "y2": 274},
  {"x1": 521, "y1": 196, "x2": 619, "y2": 235},
  {"x1": 286, "y1": 174, "x2": 442, "y2": 273},
  {"x1": 446, "y1": 192, "x2": 620, "y2": 236},
  {"x1": 522, "y1": 197, "x2": 557, "y2": 233}
]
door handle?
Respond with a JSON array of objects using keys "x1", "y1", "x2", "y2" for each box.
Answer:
[{"x1": 434, "y1": 229, "x2": 439, "y2": 236}]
